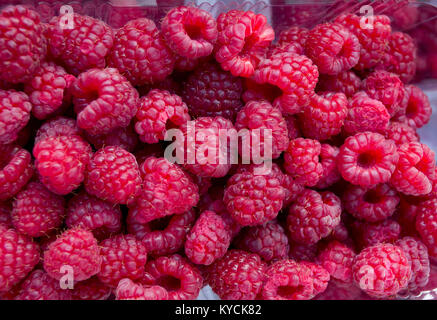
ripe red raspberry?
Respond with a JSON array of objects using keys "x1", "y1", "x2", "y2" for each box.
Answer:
[
  {"x1": 200, "y1": 199, "x2": 242, "y2": 239},
  {"x1": 0, "y1": 89, "x2": 32, "y2": 144},
  {"x1": 71, "y1": 68, "x2": 139, "y2": 136},
  {"x1": 316, "y1": 71, "x2": 361, "y2": 98},
  {"x1": 174, "y1": 54, "x2": 204, "y2": 72},
  {"x1": 268, "y1": 42, "x2": 303, "y2": 57},
  {"x1": 43, "y1": 228, "x2": 101, "y2": 282},
  {"x1": 284, "y1": 115, "x2": 300, "y2": 140},
  {"x1": 352, "y1": 243, "x2": 411, "y2": 298},
  {"x1": 0, "y1": 225, "x2": 39, "y2": 291},
  {"x1": 283, "y1": 138, "x2": 323, "y2": 187},
  {"x1": 362, "y1": 70, "x2": 406, "y2": 117},
  {"x1": 299, "y1": 92, "x2": 348, "y2": 140},
  {"x1": 316, "y1": 144, "x2": 341, "y2": 189},
  {"x1": 287, "y1": 189, "x2": 341, "y2": 245},
  {"x1": 395, "y1": 237, "x2": 430, "y2": 292},
  {"x1": 395, "y1": 85, "x2": 431, "y2": 129},
  {"x1": 66, "y1": 192, "x2": 122, "y2": 241},
  {"x1": 71, "y1": 276, "x2": 112, "y2": 300},
  {"x1": 317, "y1": 241, "x2": 356, "y2": 282},
  {"x1": 206, "y1": 250, "x2": 265, "y2": 300},
  {"x1": 0, "y1": 5, "x2": 46, "y2": 84},
  {"x1": 253, "y1": 52, "x2": 319, "y2": 115},
  {"x1": 0, "y1": 201, "x2": 11, "y2": 228},
  {"x1": 390, "y1": 142, "x2": 436, "y2": 196},
  {"x1": 343, "y1": 183, "x2": 400, "y2": 222},
  {"x1": 335, "y1": 14, "x2": 391, "y2": 70},
  {"x1": 15, "y1": 269, "x2": 71, "y2": 300},
  {"x1": 85, "y1": 124, "x2": 139, "y2": 153},
  {"x1": 115, "y1": 278, "x2": 168, "y2": 300},
  {"x1": 161, "y1": 6, "x2": 217, "y2": 59},
  {"x1": 11, "y1": 181, "x2": 65, "y2": 237},
  {"x1": 135, "y1": 89, "x2": 190, "y2": 144},
  {"x1": 344, "y1": 92, "x2": 390, "y2": 135},
  {"x1": 396, "y1": 196, "x2": 421, "y2": 238},
  {"x1": 129, "y1": 157, "x2": 198, "y2": 224},
  {"x1": 305, "y1": 22, "x2": 360, "y2": 75},
  {"x1": 385, "y1": 121, "x2": 419, "y2": 146},
  {"x1": 0, "y1": 145, "x2": 33, "y2": 201},
  {"x1": 416, "y1": 199, "x2": 437, "y2": 258},
  {"x1": 215, "y1": 10, "x2": 274, "y2": 77},
  {"x1": 142, "y1": 254, "x2": 203, "y2": 300},
  {"x1": 300, "y1": 261, "x2": 330, "y2": 296},
  {"x1": 337, "y1": 132, "x2": 399, "y2": 187},
  {"x1": 35, "y1": 116, "x2": 81, "y2": 145},
  {"x1": 182, "y1": 62, "x2": 243, "y2": 120},
  {"x1": 351, "y1": 219, "x2": 401, "y2": 249},
  {"x1": 288, "y1": 242, "x2": 319, "y2": 262},
  {"x1": 85, "y1": 146, "x2": 142, "y2": 205},
  {"x1": 98, "y1": 235, "x2": 148, "y2": 288},
  {"x1": 277, "y1": 26, "x2": 308, "y2": 50},
  {"x1": 46, "y1": 13, "x2": 113, "y2": 75},
  {"x1": 235, "y1": 220, "x2": 289, "y2": 262}
]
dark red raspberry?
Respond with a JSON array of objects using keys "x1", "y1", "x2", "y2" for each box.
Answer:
[
  {"x1": 315, "y1": 279, "x2": 369, "y2": 300},
  {"x1": 129, "y1": 156, "x2": 198, "y2": 224},
  {"x1": 396, "y1": 196, "x2": 421, "y2": 238},
  {"x1": 416, "y1": 199, "x2": 437, "y2": 258},
  {"x1": 0, "y1": 225, "x2": 39, "y2": 291},
  {"x1": 343, "y1": 183, "x2": 400, "y2": 222},
  {"x1": 206, "y1": 250, "x2": 265, "y2": 300},
  {"x1": 35, "y1": 116, "x2": 81, "y2": 145},
  {"x1": 316, "y1": 144, "x2": 341, "y2": 189},
  {"x1": 47, "y1": 13, "x2": 113, "y2": 75},
  {"x1": 284, "y1": 115, "x2": 301, "y2": 140},
  {"x1": 0, "y1": 201, "x2": 11, "y2": 228},
  {"x1": 85, "y1": 124, "x2": 139, "y2": 153},
  {"x1": 71, "y1": 276, "x2": 112, "y2": 300},
  {"x1": 288, "y1": 242, "x2": 318, "y2": 262},
  {"x1": 12, "y1": 181, "x2": 65, "y2": 237},
  {"x1": 242, "y1": 78, "x2": 279, "y2": 104},
  {"x1": 15, "y1": 269, "x2": 71, "y2": 300},
  {"x1": 174, "y1": 54, "x2": 203, "y2": 72},
  {"x1": 352, "y1": 243, "x2": 411, "y2": 298},
  {"x1": 395, "y1": 85, "x2": 431, "y2": 129},
  {"x1": 85, "y1": 146, "x2": 142, "y2": 205},
  {"x1": 187, "y1": 173, "x2": 211, "y2": 196},
  {"x1": 66, "y1": 192, "x2": 122, "y2": 241},
  {"x1": 137, "y1": 76, "x2": 182, "y2": 97},
  {"x1": 284, "y1": 138, "x2": 323, "y2": 187},
  {"x1": 287, "y1": 189, "x2": 341, "y2": 245},
  {"x1": 351, "y1": 219, "x2": 401, "y2": 249},
  {"x1": 182, "y1": 62, "x2": 243, "y2": 120},
  {"x1": 43, "y1": 228, "x2": 101, "y2": 282},
  {"x1": 71, "y1": 68, "x2": 139, "y2": 136},
  {"x1": 316, "y1": 71, "x2": 361, "y2": 98},
  {"x1": 141, "y1": 254, "x2": 203, "y2": 300},
  {"x1": 253, "y1": 52, "x2": 319, "y2": 115},
  {"x1": 135, "y1": 89, "x2": 190, "y2": 144},
  {"x1": 215, "y1": 10, "x2": 274, "y2": 77},
  {"x1": 115, "y1": 278, "x2": 168, "y2": 300},
  {"x1": 385, "y1": 121, "x2": 419, "y2": 146},
  {"x1": 98, "y1": 235, "x2": 148, "y2": 288},
  {"x1": 0, "y1": 89, "x2": 32, "y2": 144},
  {"x1": 390, "y1": 142, "x2": 436, "y2": 196},
  {"x1": 338, "y1": 132, "x2": 399, "y2": 187},
  {"x1": 335, "y1": 14, "x2": 391, "y2": 70},
  {"x1": 0, "y1": 145, "x2": 33, "y2": 201},
  {"x1": 0, "y1": 5, "x2": 46, "y2": 84},
  {"x1": 277, "y1": 26, "x2": 308, "y2": 50},
  {"x1": 300, "y1": 261, "x2": 330, "y2": 296},
  {"x1": 317, "y1": 240, "x2": 356, "y2": 282}
]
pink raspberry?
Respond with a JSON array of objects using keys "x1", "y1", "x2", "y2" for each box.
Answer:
[
  {"x1": 351, "y1": 219, "x2": 401, "y2": 249},
  {"x1": 317, "y1": 241, "x2": 356, "y2": 282},
  {"x1": 71, "y1": 276, "x2": 112, "y2": 301},
  {"x1": 337, "y1": 132, "x2": 399, "y2": 187},
  {"x1": 71, "y1": 68, "x2": 139, "y2": 136},
  {"x1": 85, "y1": 124, "x2": 139, "y2": 153},
  {"x1": 385, "y1": 121, "x2": 419, "y2": 146},
  {"x1": 277, "y1": 26, "x2": 308, "y2": 50},
  {"x1": 317, "y1": 71, "x2": 361, "y2": 98},
  {"x1": 395, "y1": 85, "x2": 432, "y2": 129},
  {"x1": 300, "y1": 261, "x2": 330, "y2": 296},
  {"x1": 200, "y1": 199, "x2": 242, "y2": 239},
  {"x1": 35, "y1": 116, "x2": 81, "y2": 145},
  {"x1": 85, "y1": 146, "x2": 142, "y2": 205},
  {"x1": 416, "y1": 199, "x2": 437, "y2": 258},
  {"x1": 268, "y1": 42, "x2": 303, "y2": 57},
  {"x1": 315, "y1": 144, "x2": 341, "y2": 189},
  {"x1": 15, "y1": 269, "x2": 71, "y2": 300},
  {"x1": 115, "y1": 278, "x2": 168, "y2": 300}
]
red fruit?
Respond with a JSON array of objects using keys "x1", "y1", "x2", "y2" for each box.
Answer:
[
  {"x1": 277, "y1": 26, "x2": 308, "y2": 50},
  {"x1": 317, "y1": 71, "x2": 361, "y2": 98},
  {"x1": 15, "y1": 269, "x2": 71, "y2": 300},
  {"x1": 71, "y1": 276, "x2": 112, "y2": 300},
  {"x1": 351, "y1": 219, "x2": 401, "y2": 249},
  {"x1": 300, "y1": 261, "x2": 330, "y2": 296},
  {"x1": 385, "y1": 121, "x2": 419, "y2": 146},
  {"x1": 0, "y1": 201, "x2": 11, "y2": 228},
  {"x1": 115, "y1": 278, "x2": 168, "y2": 300},
  {"x1": 416, "y1": 199, "x2": 437, "y2": 258},
  {"x1": 35, "y1": 117, "x2": 81, "y2": 145},
  {"x1": 85, "y1": 124, "x2": 139, "y2": 153},
  {"x1": 395, "y1": 85, "x2": 432, "y2": 129},
  {"x1": 317, "y1": 241, "x2": 356, "y2": 282},
  {"x1": 315, "y1": 144, "x2": 341, "y2": 189}
]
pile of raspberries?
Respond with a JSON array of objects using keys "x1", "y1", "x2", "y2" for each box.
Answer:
[{"x1": 0, "y1": 3, "x2": 436, "y2": 301}]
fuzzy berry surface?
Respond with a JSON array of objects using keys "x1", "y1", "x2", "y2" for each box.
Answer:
[
  {"x1": 35, "y1": 117, "x2": 81, "y2": 145},
  {"x1": 15, "y1": 269, "x2": 71, "y2": 300},
  {"x1": 395, "y1": 85, "x2": 432, "y2": 129},
  {"x1": 317, "y1": 241, "x2": 355, "y2": 282},
  {"x1": 115, "y1": 278, "x2": 168, "y2": 300}
]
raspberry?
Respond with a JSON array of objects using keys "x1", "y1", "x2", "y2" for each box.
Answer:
[
  {"x1": 268, "y1": 42, "x2": 303, "y2": 57},
  {"x1": 71, "y1": 276, "x2": 112, "y2": 300},
  {"x1": 0, "y1": 201, "x2": 11, "y2": 228},
  {"x1": 85, "y1": 124, "x2": 139, "y2": 153},
  {"x1": 235, "y1": 220, "x2": 289, "y2": 262},
  {"x1": 277, "y1": 26, "x2": 308, "y2": 50},
  {"x1": 35, "y1": 116, "x2": 81, "y2": 145},
  {"x1": 335, "y1": 14, "x2": 391, "y2": 70},
  {"x1": 352, "y1": 243, "x2": 411, "y2": 298},
  {"x1": 299, "y1": 261, "x2": 330, "y2": 296},
  {"x1": 115, "y1": 278, "x2": 168, "y2": 300},
  {"x1": 129, "y1": 157, "x2": 198, "y2": 224},
  {"x1": 174, "y1": 54, "x2": 203, "y2": 72},
  {"x1": 284, "y1": 115, "x2": 301, "y2": 140},
  {"x1": 315, "y1": 144, "x2": 341, "y2": 189},
  {"x1": 395, "y1": 237, "x2": 430, "y2": 291},
  {"x1": 11, "y1": 181, "x2": 65, "y2": 237},
  {"x1": 85, "y1": 146, "x2": 142, "y2": 205},
  {"x1": 206, "y1": 250, "x2": 265, "y2": 300},
  {"x1": 317, "y1": 240, "x2": 356, "y2": 282},
  {"x1": 287, "y1": 189, "x2": 341, "y2": 245},
  {"x1": 288, "y1": 242, "x2": 318, "y2": 262},
  {"x1": 98, "y1": 235, "x2": 148, "y2": 288},
  {"x1": 242, "y1": 78, "x2": 279, "y2": 104},
  {"x1": 283, "y1": 138, "x2": 323, "y2": 187},
  {"x1": 362, "y1": 70, "x2": 406, "y2": 117},
  {"x1": 0, "y1": 145, "x2": 33, "y2": 201},
  {"x1": 43, "y1": 228, "x2": 101, "y2": 282},
  {"x1": 0, "y1": 89, "x2": 32, "y2": 144},
  {"x1": 396, "y1": 196, "x2": 421, "y2": 237},
  {"x1": 416, "y1": 199, "x2": 437, "y2": 258},
  {"x1": 181, "y1": 62, "x2": 243, "y2": 120},
  {"x1": 337, "y1": 132, "x2": 399, "y2": 187},
  {"x1": 47, "y1": 13, "x2": 113, "y2": 75},
  {"x1": 305, "y1": 22, "x2": 360, "y2": 75},
  {"x1": 15, "y1": 269, "x2": 71, "y2": 300},
  {"x1": 0, "y1": 5, "x2": 46, "y2": 84},
  {"x1": 200, "y1": 199, "x2": 242, "y2": 239},
  {"x1": 343, "y1": 183, "x2": 400, "y2": 222},
  {"x1": 316, "y1": 71, "x2": 361, "y2": 98},
  {"x1": 395, "y1": 85, "x2": 432, "y2": 129},
  {"x1": 234, "y1": 100, "x2": 288, "y2": 160},
  {"x1": 315, "y1": 279, "x2": 370, "y2": 300},
  {"x1": 142, "y1": 254, "x2": 203, "y2": 300},
  {"x1": 66, "y1": 192, "x2": 122, "y2": 241},
  {"x1": 135, "y1": 89, "x2": 190, "y2": 144},
  {"x1": 224, "y1": 163, "x2": 285, "y2": 226},
  {"x1": 108, "y1": 18, "x2": 174, "y2": 86},
  {"x1": 299, "y1": 92, "x2": 348, "y2": 141},
  {"x1": 351, "y1": 219, "x2": 401, "y2": 249},
  {"x1": 71, "y1": 68, "x2": 139, "y2": 136},
  {"x1": 0, "y1": 225, "x2": 39, "y2": 291},
  {"x1": 344, "y1": 92, "x2": 390, "y2": 135},
  {"x1": 253, "y1": 52, "x2": 319, "y2": 115},
  {"x1": 215, "y1": 10, "x2": 274, "y2": 77},
  {"x1": 385, "y1": 121, "x2": 419, "y2": 146},
  {"x1": 390, "y1": 142, "x2": 436, "y2": 196}
]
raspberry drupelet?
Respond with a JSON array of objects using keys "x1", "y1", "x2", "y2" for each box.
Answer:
[
  {"x1": 300, "y1": 261, "x2": 330, "y2": 297},
  {"x1": 115, "y1": 278, "x2": 168, "y2": 300},
  {"x1": 395, "y1": 85, "x2": 432, "y2": 129},
  {"x1": 277, "y1": 26, "x2": 309, "y2": 50},
  {"x1": 317, "y1": 241, "x2": 355, "y2": 282}
]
